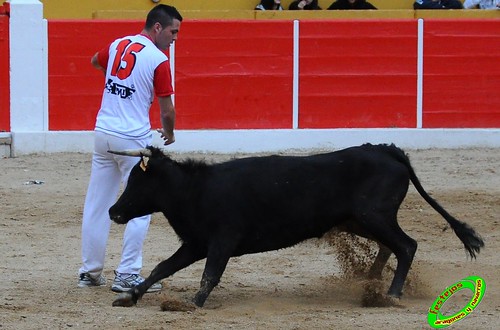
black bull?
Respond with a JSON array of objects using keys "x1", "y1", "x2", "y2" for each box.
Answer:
[{"x1": 108, "y1": 143, "x2": 484, "y2": 308}]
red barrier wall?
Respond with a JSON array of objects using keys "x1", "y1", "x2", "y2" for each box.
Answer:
[
  {"x1": 299, "y1": 20, "x2": 417, "y2": 128},
  {"x1": 175, "y1": 21, "x2": 293, "y2": 129},
  {"x1": 48, "y1": 20, "x2": 294, "y2": 130},
  {"x1": 46, "y1": 19, "x2": 500, "y2": 131},
  {"x1": 0, "y1": 12, "x2": 9, "y2": 132},
  {"x1": 423, "y1": 20, "x2": 500, "y2": 128},
  {"x1": 48, "y1": 21, "x2": 143, "y2": 130}
]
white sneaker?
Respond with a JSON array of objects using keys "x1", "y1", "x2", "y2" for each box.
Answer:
[
  {"x1": 78, "y1": 272, "x2": 106, "y2": 288},
  {"x1": 111, "y1": 271, "x2": 162, "y2": 293}
]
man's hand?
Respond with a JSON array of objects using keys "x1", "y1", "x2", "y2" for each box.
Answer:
[{"x1": 156, "y1": 128, "x2": 175, "y2": 145}]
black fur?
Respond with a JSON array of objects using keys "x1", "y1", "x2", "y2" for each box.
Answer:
[{"x1": 110, "y1": 143, "x2": 484, "y2": 308}]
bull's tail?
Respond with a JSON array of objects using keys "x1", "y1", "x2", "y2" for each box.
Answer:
[{"x1": 386, "y1": 144, "x2": 485, "y2": 259}]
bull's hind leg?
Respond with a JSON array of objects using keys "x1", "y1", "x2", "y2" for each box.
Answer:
[
  {"x1": 361, "y1": 216, "x2": 417, "y2": 298},
  {"x1": 377, "y1": 226, "x2": 416, "y2": 297},
  {"x1": 368, "y1": 243, "x2": 392, "y2": 280},
  {"x1": 387, "y1": 234, "x2": 417, "y2": 297}
]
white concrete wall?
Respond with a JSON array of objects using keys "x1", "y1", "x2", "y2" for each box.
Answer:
[
  {"x1": 9, "y1": 0, "x2": 48, "y2": 133},
  {"x1": 10, "y1": 128, "x2": 500, "y2": 155}
]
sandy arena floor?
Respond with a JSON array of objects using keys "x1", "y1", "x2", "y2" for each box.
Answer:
[{"x1": 1, "y1": 147, "x2": 498, "y2": 329}]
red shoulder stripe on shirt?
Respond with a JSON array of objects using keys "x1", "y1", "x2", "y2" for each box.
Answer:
[
  {"x1": 154, "y1": 60, "x2": 174, "y2": 97},
  {"x1": 97, "y1": 44, "x2": 110, "y2": 69}
]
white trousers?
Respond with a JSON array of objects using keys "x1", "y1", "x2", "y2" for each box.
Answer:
[{"x1": 79, "y1": 131, "x2": 152, "y2": 277}]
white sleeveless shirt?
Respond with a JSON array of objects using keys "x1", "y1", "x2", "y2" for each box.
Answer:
[{"x1": 95, "y1": 34, "x2": 169, "y2": 139}]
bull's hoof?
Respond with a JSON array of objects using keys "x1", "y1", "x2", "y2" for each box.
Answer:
[
  {"x1": 361, "y1": 280, "x2": 402, "y2": 307},
  {"x1": 363, "y1": 293, "x2": 401, "y2": 307},
  {"x1": 112, "y1": 292, "x2": 136, "y2": 307},
  {"x1": 193, "y1": 294, "x2": 206, "y2": 308}
]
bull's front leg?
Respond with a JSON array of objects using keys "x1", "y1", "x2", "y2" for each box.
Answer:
[
  {"x1": 112, "y1": 287, "x2": 141, "y2": 307},
  {"x1": 112, "y1": 277, "x2": 157, "y2": 307},
  {"x1": 113, "y1": 243, "x2": 205, "y2": 307}
]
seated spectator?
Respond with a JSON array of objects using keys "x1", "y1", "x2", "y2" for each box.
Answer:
[
  {"x1": 413, "y1": 0, "x2": 464, "y2": 9},
  {"x1": 463, "y1": 0, "x2": 500, "y2": 9},
  {"x1": 255, "y1": 0, "x2": 283, "y2": 10},
  {"x1": 288, "y1": 0, "x2": 322, "y2": 10},
  {"x1": 328, "y1": 0, "x2": 377, "y2": 10}
]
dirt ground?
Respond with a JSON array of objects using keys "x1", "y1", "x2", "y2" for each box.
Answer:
[{"x1": 1, "y1": 147, "x2": 499, "y2": 329}]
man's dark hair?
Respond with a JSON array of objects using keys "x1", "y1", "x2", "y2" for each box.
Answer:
[
  {"x1": 258, "y1": 0, "x2": 279, "y2": 9},
  {"x1": 145, "y1": 4, "x2": 183, "y2": 29}
]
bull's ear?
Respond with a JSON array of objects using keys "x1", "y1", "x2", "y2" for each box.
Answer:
[{"x1": 139, "y1": 156, "x2": 150, "y2": 172}]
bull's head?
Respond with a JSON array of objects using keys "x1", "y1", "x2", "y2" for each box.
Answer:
[{"x1": 108, "y1": 147, "x2": 169, "y2": 224}]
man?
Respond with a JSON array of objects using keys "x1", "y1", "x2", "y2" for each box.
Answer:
[
  {"x1": 288, "y1": 0, "x2": 322, "y2": 10},
  {"x1": 463, "y1": 0, "x2": 500, "y2": 9},
  {"x1": 77, "y1": 4, "x2": 182, "y2": 293},
  {"x1": 327, "y1": 0, "x2": 377, "y2": 10},
  {"x1": 255, "y1": 0, "x2": 283, "y2": 10},
  {"x1": 413, "y1": 0, "x2": 463, "y2": 9}
]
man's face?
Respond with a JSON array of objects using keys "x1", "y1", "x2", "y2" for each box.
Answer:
[{"x1": 155, "y1": 19, "x2": 181, "y2": 51}]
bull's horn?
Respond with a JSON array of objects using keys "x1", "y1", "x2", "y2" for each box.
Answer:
[{"x1": 108, "y1": 149, "x2": 153, "y2": 157}]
